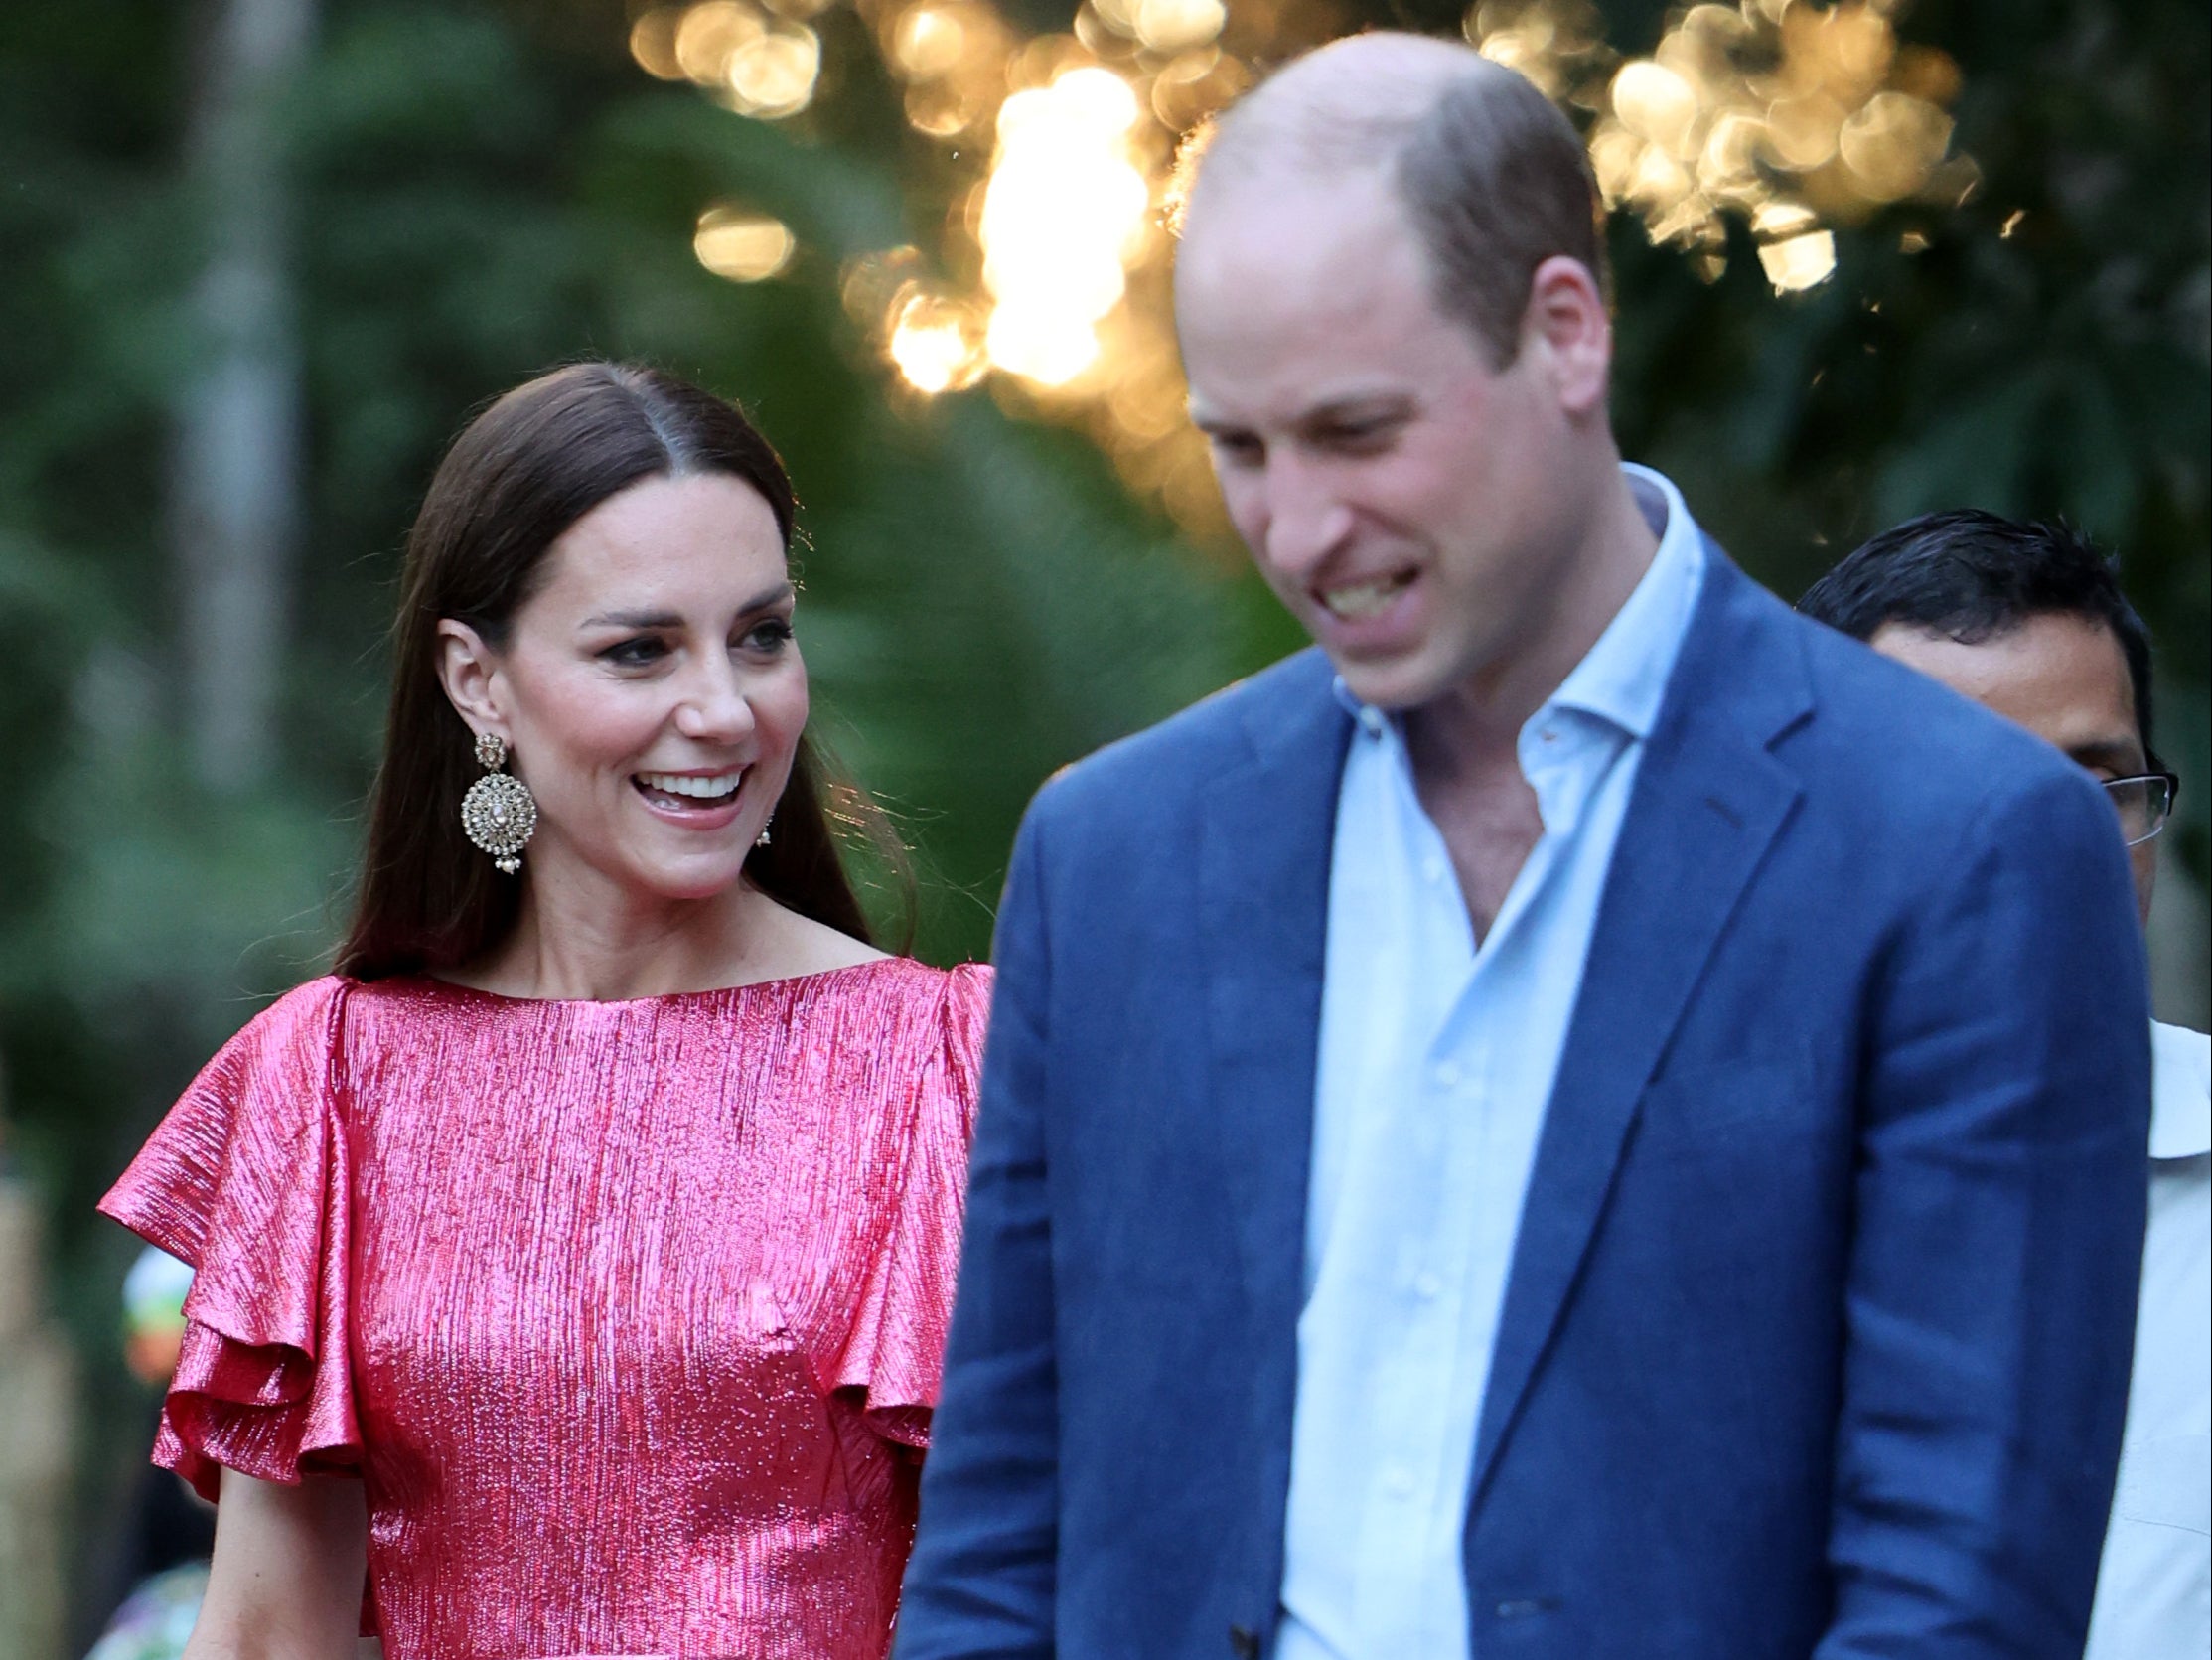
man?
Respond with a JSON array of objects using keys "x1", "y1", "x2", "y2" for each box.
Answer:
[
  {"x1": 896, "y1": 35, "x2": 2151, "y2": 1660},
  {"x1": 1800, "y1": 510, "x2": 2210, "y2": 1660}
]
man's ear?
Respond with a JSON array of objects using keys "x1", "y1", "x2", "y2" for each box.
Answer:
[
  {"x1": 1521, "y1": 254, "x2": 1612, "y2": 419},
  {"x1": 435, "y1": 619, "x2": 507, "y2": 745}
]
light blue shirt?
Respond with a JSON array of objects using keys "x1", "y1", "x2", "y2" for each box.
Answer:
[
  {"x1": 2085, "y1": 1021, "x2": 2210, "y2": 1660},
  {"x1": 1276, "y1": 466, "x2": 1706, "y2": 1660}
]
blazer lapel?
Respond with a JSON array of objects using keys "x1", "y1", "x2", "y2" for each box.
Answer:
[
  {"x1": 1468, "y1": 554, "x2": 1812, "y2": 1509},
  {"x1": 1199, "y1": 651, "x2": 1350, "y2": 1439}
]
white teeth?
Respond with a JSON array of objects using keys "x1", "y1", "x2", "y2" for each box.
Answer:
[
  {"x1": 636, "y1": 770, "x2": 743, "y2": 802},
  {"x1": 1321, "y1": 572, "x2": 1413, "y2": 621}
]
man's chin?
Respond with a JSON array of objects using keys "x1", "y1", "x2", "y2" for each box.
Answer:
[{"x1": 1325, "y1": 651, "x2": 1445, "y2": 714}]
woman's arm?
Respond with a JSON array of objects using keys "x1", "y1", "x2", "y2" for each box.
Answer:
[{"x1": 182, "y1": 1468, "x2": 368, "y2": 1660}]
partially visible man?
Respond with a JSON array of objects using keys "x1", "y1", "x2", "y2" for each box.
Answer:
[{"x1": 1802, "y1": 509, "x2": 2210, "y2": 1660}]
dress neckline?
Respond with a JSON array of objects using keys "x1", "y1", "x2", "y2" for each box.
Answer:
[{"x1": 389, "y1": 956, "x2": 915, "y2": 1010}]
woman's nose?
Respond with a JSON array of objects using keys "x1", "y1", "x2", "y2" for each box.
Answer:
[{"x1": 672, "y1": 658, "x2": 757, "y2": 744}]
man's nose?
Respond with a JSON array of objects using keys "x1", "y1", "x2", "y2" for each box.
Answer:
[{"x1": 1260, "y1": 457, "x2": 1354, "y2": 582}]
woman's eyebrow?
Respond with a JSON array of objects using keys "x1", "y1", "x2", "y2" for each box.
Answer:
[
  {"x1": 579, "y1": 583, "x2": 793, "y2": 633},
  {"x1": 737, "y1": 580, "x2": 797, "y2": 614}
]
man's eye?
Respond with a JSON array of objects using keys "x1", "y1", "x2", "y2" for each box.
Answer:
[
  {"x1": 600, "y1": 636, "x2": 667, "y2": 667},
  {"x1": 1320, "y1": 419, "x2": 1397, "y2": 450},
  {"x1": 1210, "y1": 434, "x2": 1263, "y2": 467}
]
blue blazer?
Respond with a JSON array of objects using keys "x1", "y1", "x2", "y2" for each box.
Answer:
[{"x1": 897, "y1": 552, "x2": 2151, "y2": 1660}]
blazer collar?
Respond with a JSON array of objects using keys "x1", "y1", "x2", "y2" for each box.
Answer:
[{"x1": 1468, "y1": 546, "x2": 1814, "y2": 1508}]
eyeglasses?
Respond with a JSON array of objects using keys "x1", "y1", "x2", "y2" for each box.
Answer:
[{"x1": 2103, "y1": 772, "x2": 2180, "y2": 847}]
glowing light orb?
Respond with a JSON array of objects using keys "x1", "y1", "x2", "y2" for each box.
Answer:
[
  {"x1": 630, "y1": 7, "x2": 688, "y2": 79},
  {"x1": 727, "y1": 24, "x2": 820, "y2": 117},
  {"x1": 985, "y1": 306, "x2": 1101, "y2": 385},
  {"x1": 693, "y1": 208, "x2": 798, "y2": 281},
  {"x1": 978, "y1": 68, "x2": 1150, "y2": 386},
  {"x1": 1132, "y1": 0, "x2": 1226, "y2": 55},
  {"x1": 675, "y1": 1, "x2": 765, "y2": 85},
  {"x1": 1611, "y1": 61, "x2": 1701, "y2": 158},
  {"x1": 889, "y1": 293, "x2": 988, "y2": 392},
  {"x1": 894, "y1": 7, "x2": 968, "y2": 78},
  {"x1": 1839, "y1": 91, "x2": 1953, "y2": 201}
]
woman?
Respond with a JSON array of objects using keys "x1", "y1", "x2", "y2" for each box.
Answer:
[{"x1": 100, "y1": 363, "x2": 991, "y2": 1659}]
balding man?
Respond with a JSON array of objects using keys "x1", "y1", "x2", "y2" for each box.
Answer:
[{"x1": 897, "y1": 36, "x2": 2149, "y2": 1660}]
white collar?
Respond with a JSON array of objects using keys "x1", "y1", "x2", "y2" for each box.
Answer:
[{"x1": 2151, "y1": 1020, "x2": 2210, "y2": 1161}]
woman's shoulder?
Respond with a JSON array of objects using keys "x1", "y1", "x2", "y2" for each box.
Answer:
[
  {"x1": 820, "y1": 954, "x2": 991, "y2": 1007},
  {"x1": 186, "y1": 974, "x2": 356, "y2": 1087},
  {"x1": 789, "y1": 957, "x2": 991, "y2": 1097},
  {"x1": 221, "y1": 971, "x2": 481, "y2": 1054}
]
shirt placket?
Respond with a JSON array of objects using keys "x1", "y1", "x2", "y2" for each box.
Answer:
[{"x1": 1348, "y1": 750, "x2": 1480, "y2": 1649}]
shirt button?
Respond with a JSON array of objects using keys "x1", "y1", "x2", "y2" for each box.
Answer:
[
  {"x1": 1541, "y1": 727, "x2": 1558, "y2": 743},
  {"x1": 1359, "y1": 707, "x2": 1385, "y2": 736},
  {"x1": 1413, "y1": 1272, "x2": 1444, "y2": 1300},
  {"x1": 1421, "y1": 855, "x2": 1447, "y2": 884},
  {"x1": 1431, "y1": 1059, "x2": 1462, "y2": 1089},
  {"x1": 1381, "y1": 1466, "x2": 1415, "y2": 1498}
]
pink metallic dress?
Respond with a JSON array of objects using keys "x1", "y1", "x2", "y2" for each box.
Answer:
[{"x1": 99, "y1": 958, "x2": 992, "y2": 1660}]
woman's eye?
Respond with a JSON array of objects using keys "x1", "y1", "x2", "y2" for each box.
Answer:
[
  {"x1": 599, "y1": 636, "x2": 667, "y2": 668},
  {"x1": 741, "y1": 617, "x2": 795, "y2": 653}
]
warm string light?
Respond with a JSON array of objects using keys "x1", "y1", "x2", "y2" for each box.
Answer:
[{"x1": 629, "y1": 0, "x2": 1974, "y2": 531}]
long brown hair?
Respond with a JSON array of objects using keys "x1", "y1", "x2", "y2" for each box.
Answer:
[{"x1": 337, "y1": 363, "x2": 893, "y2": 981}]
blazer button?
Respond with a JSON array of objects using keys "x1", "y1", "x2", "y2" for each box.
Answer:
[{"x1": 1229, "y1": 1624, "x2": 1261, "y2": 1659}]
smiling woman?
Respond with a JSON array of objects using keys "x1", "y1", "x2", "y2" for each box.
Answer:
[
  {"x1": 339, "y1": 361, "x2": 897, "y2": 983},
  {"x1": 94, "y1": 363, "x2": 991, "y2": 1660}
]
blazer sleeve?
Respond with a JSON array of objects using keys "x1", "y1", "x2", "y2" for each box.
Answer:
[
  {"x1": 896, "y1": 798, "x2": 1062, "y2": 1660},
  {"x1": 1817, "y1": 761, "x2": 2151, "y2": 1658}
]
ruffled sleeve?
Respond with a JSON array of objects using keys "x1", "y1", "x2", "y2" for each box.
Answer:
[
  {"x1": 830, "y1": 961, "x2": 993, "y2": 1448},
  {"x1": 98, "y1": 976, "x2": 362, "y2": 1502}
]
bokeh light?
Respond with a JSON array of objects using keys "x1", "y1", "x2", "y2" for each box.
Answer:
[
  {"x1": 1545, "y1": 0, "x2": 1973, "y2": 292},
  {"x1": 631, "y1": 0, "x2": 1978, "y2": 528},
  {"x1": 889, "y1": 291, "x2": 989, "y2": 391},
  {"x1": 693, "y1": 206, "x2": 799, "y2": 280}
]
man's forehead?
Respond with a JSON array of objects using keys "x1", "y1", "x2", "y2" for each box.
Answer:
[
  {"x1": 1176, "y1": 174, "x2": 1435, "y2": 340},
  {"x1": 1870, "y1": 614, "x2": 2141, "y2": 758}
]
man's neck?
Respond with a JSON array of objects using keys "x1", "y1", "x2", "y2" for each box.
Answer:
[{"x1": 1411, "y1": 463, "x2": 1662, "y2": 777}]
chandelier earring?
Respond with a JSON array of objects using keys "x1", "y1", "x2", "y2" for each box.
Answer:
[
  {"x1": 460, "y1": 731, "x2": 538, "y2": 875},
  {"x1": 755, "y1": 814, "x2": 773, "y2": 850}
]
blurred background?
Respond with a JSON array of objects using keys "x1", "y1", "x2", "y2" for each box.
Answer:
[{"x1": 0, "y1": 0, "x2": 2204, "y2": 1649}]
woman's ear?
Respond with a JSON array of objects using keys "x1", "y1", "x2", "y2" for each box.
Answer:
[{"x1": 435, "y1": 620, "x2": 507, "y2": 744}]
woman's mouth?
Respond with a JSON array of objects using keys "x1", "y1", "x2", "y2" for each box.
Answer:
[{"x1": 633, "y1": 768, "x2": 746, "y2": 815}]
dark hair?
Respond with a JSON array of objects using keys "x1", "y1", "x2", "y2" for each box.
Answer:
[
  {"x1": 1798, "y1": 508, "x2": 2159, "y2": 762},
  {"x1": 338, "y1": 362, "x2": 897, "y2": 981},
  {"x1": 1395, "y1": 63, "x2": 1611, "y2": 368}
]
